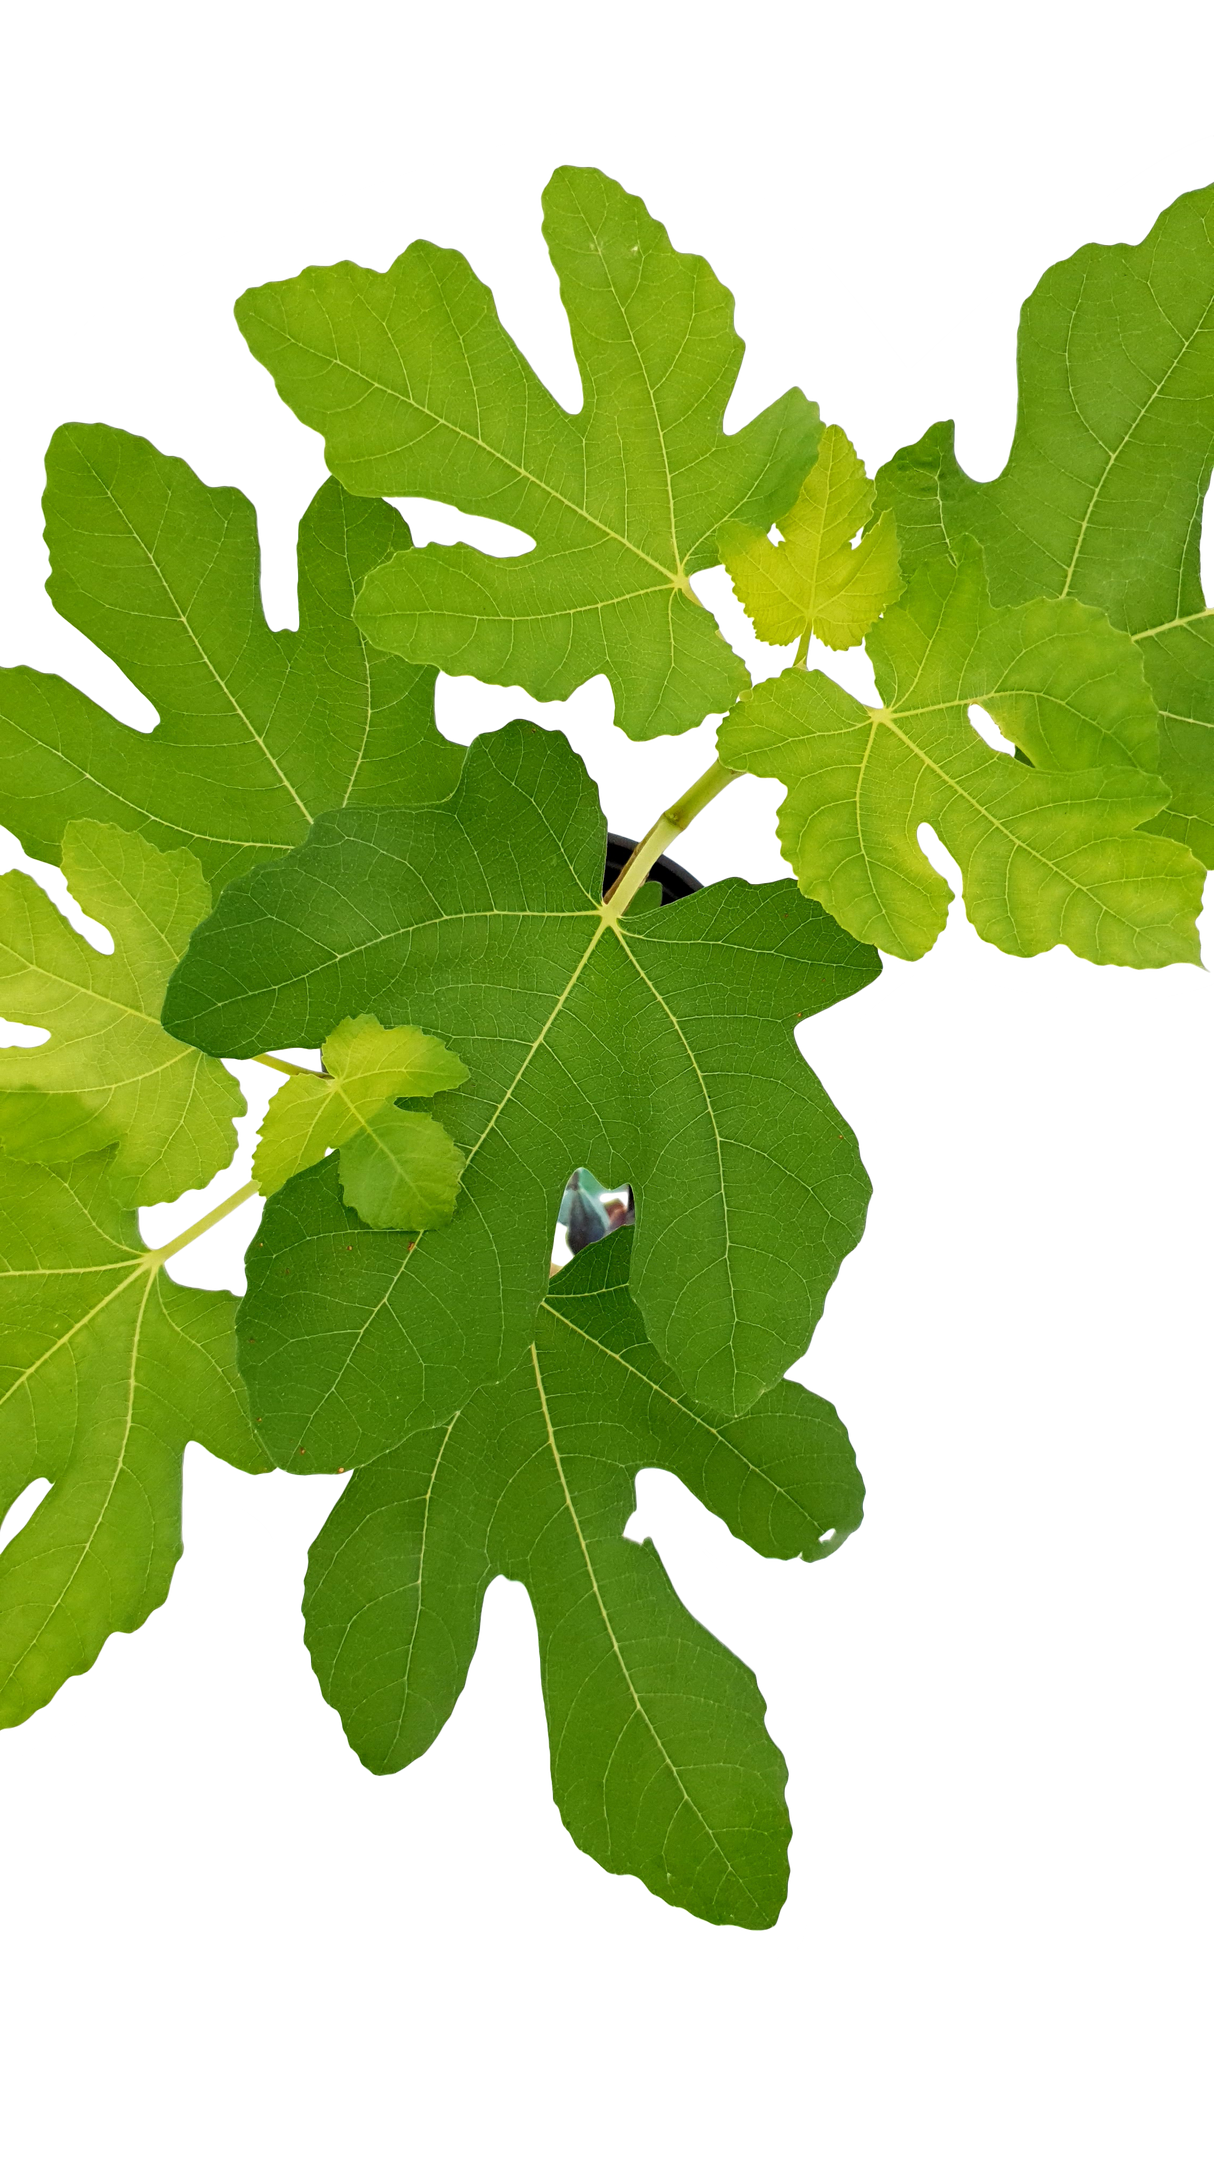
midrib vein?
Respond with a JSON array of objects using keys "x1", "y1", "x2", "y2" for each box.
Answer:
[
  {"x1": 871, "y1": 704, "x2": 1162, "y2": 930},
  {"x1": 284, "y1": 337, "x2": 679, "y2": 583},
  {"x1": 390, "y1": 1413, "x2": 460, "y2": 1750},
  {"x1": 461, "y1": 914, "x2": 609, "y2": 1171},
  {"x1": 1133, "y1": 606, "x2": 1214, "y2": 641},
  {"x1": 613, "y1": 925, "x2": 738, "y2": 1349},
  {"x1": 0, "y1": 1262, "x2": 147, "y2": 1412},
  {"x1": 1, "y1": 717, "x2": 295, "y2": 851},
  {"x1": 341, "y1": 586, "x2": 376, "y2": 810},
  {"x1": 596, "y1": 234, "x2": 682, "y2": 573},
  {"x1": 543, "y1": 1301, "x2": 824, "y2": 1528},
  {"x1": 528, "y1": 1342, "x2": 743, "y2": 1883},
  {"x1": 1, "y1": 1271, "x2": 157, "y2": 1687},
  {"x1": 88, "y1": 456, "x2": 312, "y2": 823},
  {"x1": 295, "y1": 910, "x2": 611, "y2": 1411},
  {"x1": 1059, "y1": 284, "x2": 1214, "y2": 596}
]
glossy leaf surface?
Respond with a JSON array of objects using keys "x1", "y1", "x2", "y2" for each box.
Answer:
[{"x1": 236, "y1": 166, "x2": 820, "y2": 739}]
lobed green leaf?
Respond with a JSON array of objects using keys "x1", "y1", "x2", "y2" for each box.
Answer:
[
  {"x1": 719, "y1": 544, "x2": 1204, "y2": 963},
  {"x1": 873, "y1": 181, "x2": 1214, "y2": 863},
  {"x1": 253, "y1": 1013, "x2": 467, "y2": 1230},
  {"x1": 305, "y1": 1228, "x2": 862, "y2": 1927},
  {"x1": 721, "y1": 422, "x2": 902, "y2": 651},
  {"x1": 236, "y1": 165, "x2": 820, "y2": 739},
  {"x1": 0, "y1": 427, "x2": 462, "y2": 891},
  {"x1": 0, "y1": 1151, "x2": 266, "y2": 1729},
  {"x1": 0, "y1": 821, "x2": 245, "y2": 1204},
  {"x1": 164, "y1": 722, "x2": 878, "y2": 1445}
]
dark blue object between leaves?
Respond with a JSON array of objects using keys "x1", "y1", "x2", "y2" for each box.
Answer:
[{"x1": 559, "y1": 1165, "x2": 637, "y2": 1254}]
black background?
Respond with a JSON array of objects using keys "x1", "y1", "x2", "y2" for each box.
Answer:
[{"x1": 0, "y1": 105, "x2": 1207, "y2": 2037}]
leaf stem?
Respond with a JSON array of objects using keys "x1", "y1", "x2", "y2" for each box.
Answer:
[
  {"x1": 602, "y1": 757, "x2": 741, "y2": 917},
  {"x1": 142, "y1": 1178, "x2": 259, "y2": 1270},
  {"x1": 794, "y1": 629, "x2": 811, "y2": 668},
  {"x1": 253, "y1": 1052, "x2": 312, "y2": 1078}
]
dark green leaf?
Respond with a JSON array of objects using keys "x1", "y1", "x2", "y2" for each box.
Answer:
[
  {"x1": 305, "y1": 1227, "x2": 862, "y2": 1927},
  {"x1": 164, "y1": 722, "x2": 878, "y2": 1446}
]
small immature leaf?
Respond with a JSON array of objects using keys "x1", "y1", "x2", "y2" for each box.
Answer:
[
  {"x1": 0, "y1": 428, "x2": 463, "y2": 891},
  {"x1": 164, "y1": 723, "x2": 878, "y2": 1448},
  {"x1": 0, "y1": 1150, "x2": 266, "y2": 1729},
  {"x1": 873, "y1": 182, "x2": 1214, "y2": 863},
  {"x1": 253, "y1": 1013, "x2": 467, "y2": 1217},
  {"x1": 338, "y1": 1108, "x2": 464, "y2": 1232},
  {"x1": 235, "y1": 165, "x2": 821, "y2": 740},
  {"x1": 720, "y1": 423, "x2": 902, "y2": 650},
  {"x1": 305, "y1": 1228, "x2": 863, "y2": 1927},
  {"x1": 719, "y1": 544, "x2": 1204, "y2": 964},
  {"x1": 0, "y1": 821, "x2": 244, "y2": 1204}
]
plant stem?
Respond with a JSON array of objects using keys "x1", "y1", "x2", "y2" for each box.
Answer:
[
  {"x1": 794, "y1": 629, "x2": 811, "y2": 667},
  {"x1": 603, "y1": 757, "x2": 741, "y2": 917},
  {"x1": 142, "y1": 768, "x2": 741, "y2": 1260},
  {"x1": 253, "y1": 1052, "x2": 311, "y2": 1078},
  {"x1": 142, "y1": 1178, "x2": 260, "y2": 1269}
]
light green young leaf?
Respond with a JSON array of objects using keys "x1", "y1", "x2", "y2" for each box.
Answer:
[
  {"x1": 720, "y1": 422, "x2": 902, "y2": 650},
  {"x1": 719, "y1": 544, "x2": 1204, "y2": 964},
  {"x1": 305, "y1": 1226, "x2": 863, "y2": 1928},
  {"x1": 0, "y1": 821, "x2": 244, "y2": 1204},
  {"x1": 235, "y1": 165, "x2": 820, "y2": 740},
  {"x1": 0, "y1": 428, "x2": 463, "y2": 891},
  {"x1": 873, "y1": 182, "x2": 1214, "y2": 863},
  {"x1": 337, "y1": 1108, "x2": 464, "y2": 1232},
  {"x1": 0, "y1": 1150, "x2": 267, "y2": 1730},
  {"x1": 164, "y1": 723, "x2": 878, "y2": 1445},
  {"x1": 253, "y1": 1014, "x2": 467, "y2": 1225}
]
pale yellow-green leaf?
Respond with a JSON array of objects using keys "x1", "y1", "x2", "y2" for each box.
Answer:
[
  {"x1": 338, "y1": 1105, "x2": 465, "y2": 1230},
  {"x1": 719, "y1": 424, "x2": 903, "y2": 651},
  {"x1": 0, "y1": 821, "x2": 244, "y2": 1205},
  {"x1": 253, "y1": 1013, "x2": 467, "y2": 1200},
  {"x1": 0, "y1": 1149, "x2": 267, "y2": 1730}
]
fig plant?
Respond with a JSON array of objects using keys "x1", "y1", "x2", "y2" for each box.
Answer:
[{"x1": 0, "y1": 168, "x2": 1209, "y2": 1928}]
